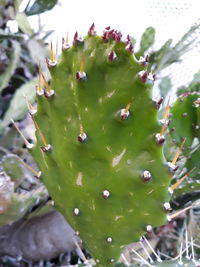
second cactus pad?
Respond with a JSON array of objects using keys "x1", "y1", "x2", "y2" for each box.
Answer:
[{"x1": 31, "y1": 26, "x2": 172, "y2": 266}]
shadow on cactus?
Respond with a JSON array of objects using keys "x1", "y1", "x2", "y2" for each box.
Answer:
[{"x1": 11, "y1": 24, "x2": 200, "y2": 266}]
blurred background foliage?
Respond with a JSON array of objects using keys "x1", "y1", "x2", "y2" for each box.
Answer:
[{"x1": 0, "y1": 0, "x2": 56, "y2": 134}]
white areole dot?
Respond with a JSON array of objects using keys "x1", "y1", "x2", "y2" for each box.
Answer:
[
  {"x1": 103, "y1": 190, "x2": 110, "y2": 198},
  {"x1": 106, "y1": 237, "x2": 113, "y2": 243},
  {"x1": 74, "y1": 208, "x2": 80, "y2": 216},
  {"x1": 143, "y1": 170, "x2": 151, "y2": 178},
  {"x1": 164, "y1": 202, "x2": 171, "y2": 211},
  {"x1": 146, "y1": 225, "x2": 153, "y2": 232}
]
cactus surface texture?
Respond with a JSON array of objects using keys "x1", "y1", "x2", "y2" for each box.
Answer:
[
  {"x1": 28, "y1": 25, "x2": 185, "y2": 266},
  {"x1": 169, "y1": 88, "x2": 200, "y2": 196}
]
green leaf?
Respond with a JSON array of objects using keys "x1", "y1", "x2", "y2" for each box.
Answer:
[
  {"x1": 192, "y1": 70, "x2": 200, "y2": 83},
  {"x1": 0, "y1": 42, "x2": 21, "y2": 93},
  {"x1": 0, "y1": 78, "x2": 37, "y2": 135},
  {"x1": 149, "y1": 39, "x2": 172, "y2": 72},
  {"x1": 158, "y1": 76, "x2": 172, "y2": 99},
  {"x1": 186, "y1": 147, "x2": 200, "y2": 180},
  {"x1": 0, "y1": 154, "x2": 25, "y2": 188},
  {"x1": 25, "y1": 0, "x2": 57, "y2": 16},
  {"x1": 149, "y1": 24, "x2": 200, "y2": 73},
  {"x1": 172, "y1": 146, "x2": 200, "y2": 199},
  {"x1": 0, "y1": 32, "x2": 23, "y2": 40},
  {"x1": 176, "y1": 71, "x2": 200, "y2": 95},
  {"x1": 0, "y1": 183, "x2": 47, "y2": 226},
  {"x1": 138, "y1": 27, "x2": 155, "y2": 55},
  {"x1": 16, "y1": 12, "x2": 33, "y2": 35},
  {"x1": 0, "y1": 71, "x2": 50, "y2": 135},
  {"x1": 14, "y1": 0, "x2": 23, "y2": 12},
  {"x1": 27, "y1": 39, "x2": 48, "y2": 65},
  {"x1": 169, "y1": 93, "x2": 199, "y2": 157}
]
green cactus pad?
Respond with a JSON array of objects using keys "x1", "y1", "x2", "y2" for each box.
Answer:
[
  {"x1": 169, "y1": 92, "x2": 200, "y2": 196},
  {"x1": 30, "y1": 27, "x2": 172, "y2": 266},
  {"x1": 169, "y1": 92, "x2": 200, "y2": 151}
]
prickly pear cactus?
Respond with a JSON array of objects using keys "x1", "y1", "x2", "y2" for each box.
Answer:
[
  {"x1": 169, "y1": 92, "x2": 200, "y2": 152},
  {"x1": 169, "y1": 88, "x2": 200, "y2": 195},
  {"x1": 28, "y1": 25, "x2": 175, "y2": 266}
]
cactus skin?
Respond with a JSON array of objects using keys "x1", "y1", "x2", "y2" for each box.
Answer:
[
  {"x1": 169, "y1": 92, "x2": 200, "y2": 153},
  {"x1": 169, "y1": 91, "x2": 200, "y2": 196},
  {"x1": 30, "y1": 27, "x2": 173, "y2": 266}
]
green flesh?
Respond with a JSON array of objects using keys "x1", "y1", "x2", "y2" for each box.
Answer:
[{"x1": 31, "y1": 33, "x2": 172, "y2": 266}]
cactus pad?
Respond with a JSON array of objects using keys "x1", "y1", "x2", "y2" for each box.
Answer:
[
  {"x1": 30, "y1": 26, "x2": 174, "y2": 266},
  {"x1": 169, "y1": 92, "x2": 200, "y2": 151},
  {"x1": 169, "y1": 91, "x2": 200, "y2": 195}
]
